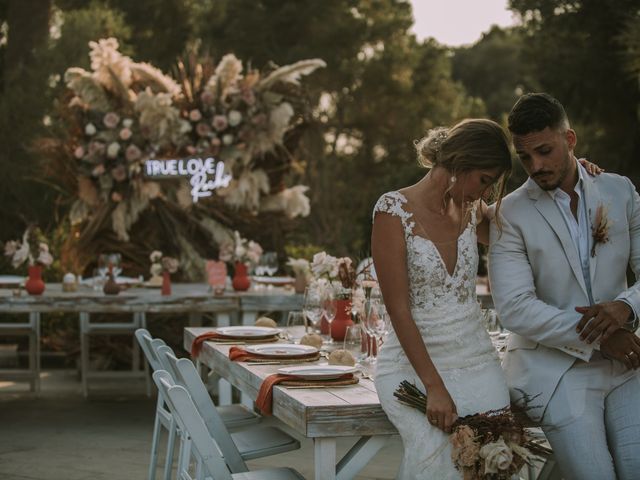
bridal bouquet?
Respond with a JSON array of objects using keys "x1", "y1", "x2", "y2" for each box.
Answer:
[{"x1": 394, "y1": 381, "x2": 537, "y2": 479}]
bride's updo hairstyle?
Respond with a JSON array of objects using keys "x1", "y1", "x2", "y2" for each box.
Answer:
[{"x1": 415, "y1": 118, "x2": 512, "y2": 228}]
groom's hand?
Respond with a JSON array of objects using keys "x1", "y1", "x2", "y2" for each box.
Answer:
[
  {"x1": 600, "y1": 329, "x2": 640, "y2": 369},
  {"x1": 575, "y1": 301, "x2": 633, "y2": 343}
]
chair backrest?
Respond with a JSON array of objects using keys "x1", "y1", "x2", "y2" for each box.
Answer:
[
  {"x1": 158, "y1": 348, "x2": 248, "y2": 473},
  {"x1": 134, "y1": 328, "x2": 167, "y2": 372},
  {"x1": 154, "y1": 371, "x2": 233, "y2": 480}
]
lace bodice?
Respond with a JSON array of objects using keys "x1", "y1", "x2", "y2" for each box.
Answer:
[{"x1": 372, "y1": 190, "x2": 498, "y2": 377}]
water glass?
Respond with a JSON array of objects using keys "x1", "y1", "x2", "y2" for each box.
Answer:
[
  {"x1": 322, "y1": 292, "x2": 337, "y2": 344},
  {"x1": 343, "y1": 325, "x2": 364, "y2": 364}
]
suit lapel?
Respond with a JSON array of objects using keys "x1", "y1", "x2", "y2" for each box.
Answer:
[
  {"x1": 582, "y1": 174, "x2": 602, "y2": 288},
  {"x1": 527, "y1": 178, "x2": 589, "y2": 298}
]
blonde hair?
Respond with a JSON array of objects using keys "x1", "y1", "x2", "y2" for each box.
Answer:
[{"x1": 415, "y1": 118, "x2": 512, "y2": 229}]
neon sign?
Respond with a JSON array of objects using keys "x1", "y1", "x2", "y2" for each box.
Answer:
[{"x1": 144, "y1": 157, "x2": 232, "y2": 203}]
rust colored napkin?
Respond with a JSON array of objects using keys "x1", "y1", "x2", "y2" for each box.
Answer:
[
  {"x1": 228, "y1": 346, "x2": 319, "y2": 362},
  {"x1": 191, "y1": 332, "x2": 226, "y2": 358},
  {"x1": 256, "y1": 373, "x2": 355, "y2": 415}
]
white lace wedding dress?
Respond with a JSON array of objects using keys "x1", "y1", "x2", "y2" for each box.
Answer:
[{"x1": 373, "y1": 191, "x2": 509, "y2": 479}]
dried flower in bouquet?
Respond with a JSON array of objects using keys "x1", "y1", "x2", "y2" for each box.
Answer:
[
  {"x1": 218, "y1": 231, "x2": 263, "y2": 266},
  {"x1": 394, "y1": 380, "x2": 539, "y2": 479}
]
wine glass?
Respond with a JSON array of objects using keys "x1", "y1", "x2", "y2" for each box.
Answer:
[
  {"x1": 107, "y1": 253, "x2": 122, "y2": 278},
  {"x1": 286, "y1": 311, "x2": 307, "y2": 342},
  {"x1": 322, "y1": 288, "x2": 337, "y2": 344},
  {"x1": 303, "y1": 286, "x2": 323, "y2": 335}
]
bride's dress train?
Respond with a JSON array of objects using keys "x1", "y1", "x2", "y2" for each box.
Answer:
[{"x1": 373, "y1": 191, "x2": 509, "y2": 479}]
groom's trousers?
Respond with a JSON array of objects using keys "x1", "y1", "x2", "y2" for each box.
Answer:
[{"x1": 541, "y1": 352, "x2": 640, "y2": 480}]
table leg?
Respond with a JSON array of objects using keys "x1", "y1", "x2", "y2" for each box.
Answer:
[
  {"x1": 336, "y1": 435, "x2": 389, "y2": 480},
  {"x1": 314, "y1": 437, "x2": 337, "y2": 480}
]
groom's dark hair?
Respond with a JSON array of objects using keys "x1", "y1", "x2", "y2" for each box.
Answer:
[{"x1": 508, "y1": 93, "x2": 569, "y2": 135}]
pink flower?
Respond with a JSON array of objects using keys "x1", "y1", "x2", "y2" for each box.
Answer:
[
  {"x1": 103, "y1": 112, "x2": 120, "y2": 129},
  {"x1": 185, "y1": 145, "x2": 197, "y2": 155},
  {"x1": 196, "y1": 122, "x2": 211, "y2": 137},
  {"x1": 212, "y1": 115, "x2": 228, "y2": 131},
  {"x1": 189, "y1": 109, "x2": 202, "y2": 122},
  {"x1": 119, "y1": 128, "x2": 132, "y2": 141},
  {"x1": 111, "y1": 165, "x2": 127, "y2": 182},
  {"x1": 125, "y1": 144, "x2": 142, "y2": 162},
  {"x1": 74, "y1": 146, "x2": 85, "y2": 159}
]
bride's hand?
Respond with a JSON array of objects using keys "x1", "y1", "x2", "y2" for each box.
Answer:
[
  {"x1": 426, "y1": 383, "x2": 458, "y2": 433},
  {"x1": 578, "y1": 158, "x2": 604, "y2": 176}
]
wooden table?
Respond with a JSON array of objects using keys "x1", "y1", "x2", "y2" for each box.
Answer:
[{"x1": 184, "y1": 327, "x2": 397, "y2": 480}]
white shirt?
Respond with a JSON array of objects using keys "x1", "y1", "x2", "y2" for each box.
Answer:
[{"x1": 546, "y1": 160, "x2": 593, "y2": 303}]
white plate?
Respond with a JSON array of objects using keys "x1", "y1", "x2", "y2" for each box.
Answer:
[
  {"x1": 0, "y1": 275, "x2": 24, "y2": 286},
  {"x1": 277, "y1": 365, "x2": 357, "y2": 380},
  {"x1": 81, "y1": 276, "x2": 142, "y2": 286},
  {"x1": 252, "y1": 275, "x2": 295, "y2": 286},
  {"x1": 244, "y1": 343, "x2": 318, "y2": 358},
  {"x1": 215, "y1": 326, "x2": 282, "y2": 339}
]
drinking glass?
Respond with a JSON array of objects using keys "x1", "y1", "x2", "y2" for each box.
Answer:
[
  {"x1": 343, "y1": 325, "x2": 364, "y2": 365},
  {"x1": 482, "y1": 309, "x2": 501, "y2": 337},
  {"x1": 322, "y1": 289, "x2": 337, "y2": 344},
  {"x1": 286, "y1": 311, "x2": 307, "y2": 342},
  {"x1": 303, "y1": 286, "x2": 323, "y2": 334}
]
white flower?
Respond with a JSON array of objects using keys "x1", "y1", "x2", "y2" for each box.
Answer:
[
  {"x1": 149, "y1": 250, "x2": 163, "y2": 262},
  {"x1": 4, "y1": 240, "x2": 18, "y2": 257},
  {"x1": 287, "y1": 257, "x2": 310, "y2": 276},
  {"x1": 37, "y1": 250, "x2": 53, "y2": 267},
  {"x1": 119, "y1": 128, "x2": 132, "y2": 140},
  {"x1": 12, "y1": 241, "x2": 30, "y2": 268},
  {"x1": 222, "y1": 133, "x2": 234, "y2": 145},
  {"x1": 39, "y1": 243, "x2": 49, "y2": 253},
  {"x1": 246, "y1": 240, "x2": 263, "y2": 264},
  {"x1": 228, "y1": 110, "x2": 242, "y2": 127},
  {"x1": 85, "y1": 123, "x2": 97, "y2": 136},
  {"x1": 311, "y1": 251, "x2": 340, "y2": 279},
  {"x1": 213, "y1": 115, "x2": 228, "y2": 131},
  {"x1": 122, "y1": 118, "x2": 133, "y2": 128},
  {"x1": 218, "y1": 242, "x2": 234, "y2": 262},
  {"x1": 479, "y1": 438, "x2": 513, "y2": 474},
  {"x1": 107, "y1": 142, "x2": 121, "y2": 158}
]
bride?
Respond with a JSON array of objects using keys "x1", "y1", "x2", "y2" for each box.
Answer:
[
  {"x1": 372, "y1": 119, "x2": 599, "y2": 478},
  {"x1": 372, "y1": 119, "x2": 513, "y2": 479}
]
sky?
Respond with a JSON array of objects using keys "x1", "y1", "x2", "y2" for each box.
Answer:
[{"x1": 408, "y1": 0, "x2": 519, "y2": 46}]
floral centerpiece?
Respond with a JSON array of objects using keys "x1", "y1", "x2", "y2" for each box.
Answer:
[
  {"x1": 4, "y1": 227, "x2": 54, "y2": 295},
  {"x1": 4, "y1": 227, "x2": 54, "y2": 270},
  {"x1": 286, "y1": 257, "x2": 311, "y2": 293},
  {"x1": 394, "y1": 381, "x2": 538, "y2": 479},
  {"x1": 40, "y1": 37, "x2": 325, "y2": 279},
  {"x1": 218, "y1": 231, "x2": 263, "y2": 291},
  {"x1": 148, "y1": 250, "x2": 179, "y2": 295}
]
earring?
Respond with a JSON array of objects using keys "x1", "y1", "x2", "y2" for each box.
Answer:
[{"x1": 450, "y1": 176, "x2": 456, "y2": 183}]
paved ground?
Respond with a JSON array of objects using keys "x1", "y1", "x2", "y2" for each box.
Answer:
[{"x1": 0, "y1": 370, "x2": 402, "y2": 479}]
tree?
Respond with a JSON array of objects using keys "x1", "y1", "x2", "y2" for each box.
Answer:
[{"x1": 509, "y1": 0, "x2": 640, "y2": 182}]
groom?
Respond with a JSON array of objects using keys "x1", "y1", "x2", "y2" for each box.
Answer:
[{"x1": 489, "y1": 93, "x2": 640, "y2": 480}]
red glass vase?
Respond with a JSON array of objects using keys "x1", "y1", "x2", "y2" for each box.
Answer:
[
  {"x1": 161, "y1": 270, "x2": 172, "y2": 296},
  {"x1": 330, "y1": 298, "x2": 354, "y2": 341},
  {"x1": 25, "y1": 264, "x2": 45, "y2": 295},
  {"x1": 232, "y1": 262, "x2": 251, "y2": 291}
]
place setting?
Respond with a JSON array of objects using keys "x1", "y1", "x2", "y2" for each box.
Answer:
[{"x1": 190, "y1": 325, "x2": 283, "y2": 357}]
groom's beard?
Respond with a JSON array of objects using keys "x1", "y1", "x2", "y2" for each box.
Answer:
[{"x1": 531, "y1": 151, "x2": 574, "y2": 191}]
